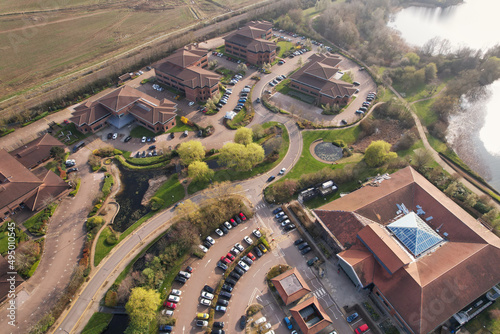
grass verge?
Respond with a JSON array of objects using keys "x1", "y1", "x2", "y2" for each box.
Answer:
[
  {"x1": 129, "y1": 126, "x2": 157, "y2": 138},
  {"x1": 82, "y1": 312, "x2": 113, "y2": 334},
  {"x1": 166, "y1": 116, "x2": 197, "y2": 133}
]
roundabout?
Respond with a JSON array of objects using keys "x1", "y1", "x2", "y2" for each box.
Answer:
[{"x1": 310, "y1": 139, "x2": 344, "y2": 164}]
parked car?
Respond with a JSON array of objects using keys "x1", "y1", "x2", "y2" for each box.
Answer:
[
  {"x1": 211, "y1": 330, "x2": 225, "y2": 334},
  {"x1": 258, "y1": 244, "x2": 268, "y2": 253},
  {"x1": 229, "y1": 271, "x2": 241, "y2": 280},
  {"x1": 197, "y1": 313, "x2": 209, "y2": 319},
  {"x1": 307, "y1": 257, "x2": 319, "y2": 266},
  {"x1": 215, "y1": 305, "x2": 227, "y2": 313},
  {"x1": 220, "y1": 225, "x2": 228, "y2": 234},
  {"x1": 215, "y1": 228, "x2": 224, "y2": 237},
  {"x1": 201, "y1": 291, "x2": 214, "y2": 300},
  {"x1": 226, "y1": 252, "x2": 235, "y2": 261},
  {"x1": 240, "y1": 315, "x2": 247, "y2": 329},
  {"x1": 159, "y1": 325, "x2": 173, "y2": 332},
  {"x1": 178, "y1": 271, "x2": 191, "y2": 279},
  {"x1": 203, "y1": 241, "x2": 212, "y2": 249},
  {"x1": 217, "y1": 261, "x2": 228, "y2": 271},
  {"x1": 213, "y1": 322, "x2": 224, "y2": 328},
  {"x1": 294, "y1": 238, "x2": 304, "y2": 245},
  {"x1": 162, "y1": 309, "x2": 174, "y2": 316},
  {"x1": 301, "y1": 247, "x2": 312, "y2": 254},
  {"x1": 244, "y1": 236, "x2": 253, "y2": 245},
  {"x1": 280, "y1": 219, "x2": 291, "y2": 227},
  {"x1": 163, "y1": 301, "x2": 177, "y2": 309},
  {"x1": 175, "y1": 275, "x2": 187, "y2": 284},
  {"x1": 171, "y1": 289, "x2": 182, "y2": 296},
  {"x1": 284, "y1": 317, "x2": 293, "y2": 329},
  {"x1": 272, "y1": 207, "x2": 283, "y2": 215},
  {"x1": 204, "y1": 285, "x2": 214, "y2": 293},
  {"x1": 238, "y1": 261, "x2": 249, "y2": 271},
  {"x1": 222, "y1": 284, "x2": 233, "y2": 292},
  {"x1": 353, "y1": 81, "x2": 360, "y2": 86},
  {"x1": 252, "y1": 229, "x2": 262, "y2": 238},
  {"x1": 223, "y1": 221, "x2": 232, "y2": 230},
  {"x1": 355, "y1": 324, "x2": 369, "y2": 334},
  {"x1": 284, "y1": 223, "x2": 296, "y2": 231},
  {"x1": 278, "y1": 215, "x2": 289, "y2": 222},
  {"x1": 275, "y1": 211, "x2": 285, "y2": 218},
  {"x1": 198, "y1": 244, "x2": 208, "y2": 253},
  {"x1": 226, "y1": 277, "x2": 237, "y2": 285},
  {"x1": 196, "y1": 320, "x2": 208, "y2": 327},
  {"x1": 239, "y1": 212, "x2": 247, "y2": 221},
  {"x1": 206, "y1": 236, "x2": 215, "y2": 245},
  {"x1": 107, "y1": 133, "x2": 113, "y2": 139},
  {"x1": 253, "y1": 247, "x2": 263, "y2": 257},
  {"x1": 186, "y1": 266, "x2": 193, "y2": 273},
  {"x1": 67, "y1": 167, "x2": 78, "y2": 174},
  {"x1": 255, "y1": 317, "x2": 267, "y2": 325},
  {"x1": 141, "y1": 136, "x2": 147, "y2": 143},
  {"x1": 220, "y1": 256, "x2": 231, "y2": 265},
  {"x1": 242, "y1": 256, "x2": 253, "y2": 266},
  {"x1": 234, "y1": 243, "x2": 244, "y2": 252},
  {"x1": 188, "y1": 101, "x2": 195, "y2": 106},
  {"x1": 219, "y1": 291, "x2": 232, "y2": 299},
  {"x1": 168, "y1": 295, "x2": 180, "y2": 302},
  {"x1": 231, "y1": 247, "x2": 240, "y2": 255},
  {"x1": 347, "y1": 312, "x2": 359, "y2": 323},
  {"x1": 234, "y1": 215, "x2": 242, "y2": 224},
  {"x1": 247, "y1": 252, "x2": 256, "y2": 261},
  {"x1": 200, "y1": 298, "x2": 211, "y2": 306},
  {"x1": 229, "y1": 218, "x2": 238, "y2": 226}
]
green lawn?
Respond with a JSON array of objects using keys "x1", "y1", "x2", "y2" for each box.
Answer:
[
  {"x1": 215, "y1": 67, "x2": 235, "y2": 84},
  {"x1": 277, "y1": 41, "x2": 295, "y2": 58},
  {"x1": 284, "y1": 127, "x2": 361, "y2": 180},
  {"x1": 465, "y1": 301, "x2": 500, "y2": 334},
  {"x1": 82, "y1": 312, "x2": 113, "y2": 334},
  {"x1": 93, "y1": 175, "x2": 185, "y2": 266},
  {"x1": 340, "y1": 71, "x2": 354, "y2": 83},
  {"x1": 54, "y1": 123, "x2": 90, "y2": 146},
  {"x1": 413, "y1": 99, "x2": 437, "y2": 126},
  {"x1": 275, "y1": 79, "x2": 291, "y2": 94},
  {"x1": 129, "y1": 126, "x2": 157, "y2": 138},
  {"x1": 226, "y1": 108, "x2": 247, "y2": 129},
  {"x1": 188, "y1": 122, "x2": 290, "y2": 194},
  {"x1": 166, "y1": 116, "x2": 197, "y2": 133}
]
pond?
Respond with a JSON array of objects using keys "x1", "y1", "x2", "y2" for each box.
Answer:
[
  {"x1": 314, "y1": 142, "x2": 343, "y2": 162},
  {"x1": 113, "y1": 164, "x2": 175, "y2": 232},
  {"x1": 102, "y1": 314, "x2": 129, "y2": 334}
]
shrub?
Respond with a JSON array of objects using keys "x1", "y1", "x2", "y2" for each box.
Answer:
[
  {"x1": 149, "y1": 197, "x2": 165, "y2": 211},
  {"x1": 246, "y1": 304, "x2": 263, "y2": 316},
  {"x1": 105, "y1": 290, "x2": 118, "y2": 307},
  {"x1": 113, "y1": 149, "x2": 123, "y2": 156},
  {"x1": 86, "y1": 216, "x2": 104, "y2": 231},
  {"x1": 106, "y1": 232, "x2": 119, "y2": 245}
]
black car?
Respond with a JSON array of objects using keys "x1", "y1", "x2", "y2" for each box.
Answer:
[
  {"x1": 170, "y1": 132, "x2": 175, "y2": 139},
  {"x1": 148, "y1": 145, "x2": 156, "y2": 150},
  {"x1": 213, "y1": 322, "x2": 224, "y2": 328},
  {"x1": 284, "y1": 223, "x2": 296, "y2": 231},
  {"x1": 107, "y1": 133, "x2": 113, "y2": 139},
  {"x1": 217, "y1": 261, "x2": 228, "y2": 271},
  {"x1": 267, "y1": 175, "x2": 276, "y2": 182},
  {"x1": 204, "y1": 285, "x2": 214, "y2": 293},
  {"x1": 234, "y1": 215, "x2": 242, "y2": 224},
  {"x1": 298, "y1": 242, "x2": 309, "y2": 250},
  {"x1": 67, "y1": 167, "x2": 78, "y2": 174},
  {"x1": 219, "y1": 291, "x2": 232, "y2": 299},
  {"x1": 174, "y1": 275, "x2": 187, "y2": 284},
  {"x1": 203, "y1": 241, "x2": 213, "y2": 249},
  {"x1": 217, "y1": 299, "x2": 229, "y2": 306},
  {"x1": 301, "y1": 247, "x2": 312, "y2": 254},
  {"x1": 220, "y1": 225, "x2": 229, "y2": 234},
  {"x1": 242, "y1": 256, "x2": 253, "y2": 266},
  {"x1": 222, "y1": 284, "x2": 233, "y2": 292},
  {"x1": 233, "y1": 266, "x2": 244, "y2": 276},
  {"x1": 225, "y1": 278, "x2": 237, "y2": 286},
  {"x1": 229, "y1": 271, "x2": 241, "y2": 280},
  {"x1": 141, "y1": 151, "x2": 146, "y2": 157},
  {"x1": 253, "y1": 247, "x2": 263, "y2": 257},
  {"x1": 239, "y1": 315, "x2": 247, "y2": 330},
  {"x1": 294, "y1": 238, "x2": 304, "y2": 245},
  {"x1": 124, "y1": 136, "x2": 132, "y2": 142},
  {"x1": 135, "y1": 152, "x2": 140, "y2": 158},
  {"x1": 211, "y1": 330, "x2": 225, "y2": 334},
  {"x1": 151, "y1": 137, "x2": 156, "y2": 142}
]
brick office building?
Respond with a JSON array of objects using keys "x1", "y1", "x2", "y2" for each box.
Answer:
[
  {"x1": 313, "y1": 167, "x2": 500, "y2": 334},
  {"x1": 154, "y1": 45, "x2": 220, "y2": 102},
  {"x1": 70, "y1": 85, "x2": 177, "y2": 134},
  {"x1": 224, "y1": 21, "x2": 276, "y2": 66},
  {"x1": 290, "y1": 54, "x2": 357, "y2": 106}
]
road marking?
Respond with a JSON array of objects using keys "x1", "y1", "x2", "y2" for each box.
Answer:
[
  {"x1": 248, "y1": 287, "x2": 260, "y2": 305},
  {"x1": 204, "y1": 259, "x2": 211, "y2": 267}
]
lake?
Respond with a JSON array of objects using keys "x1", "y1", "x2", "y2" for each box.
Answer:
[{"x1": 388, "y1": 0, "x2": 500, "y2": 191}]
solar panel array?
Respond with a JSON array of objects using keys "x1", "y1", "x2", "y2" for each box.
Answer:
[{"x1": 388, "y1": 213, "x2": 443, "y2": 256}]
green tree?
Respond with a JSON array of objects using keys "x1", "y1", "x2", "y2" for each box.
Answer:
[
  {"x1": 188, "y1": 161, "x2": 214, "y2": 182},
  {"x1": 364, "y1": 140, "x2": 397, "y2": 167},
  {"x1": 234, "y1": 127, "x2": 253, "y2": 145},
  {"x1": 479, "y1": 56, "x2": 500, "y2": 85},
  {"x1": 424, "y1": 63, "x2": 437, "y2": 82},
  {"x1": 237, "y1": 63, "x2": 248, "y2": 73},
  {"x1": 404, "y1": 52, "x2": 420, "y2": 66},
  {"x1": 50, "y1": 146, "x2": 65, "y2": 161},
  {"x1": 219, "y1": 142, "x2": 264, "y2": 171},
  {"x1": 125, "y1": 287, "x2": 161, "y2": 332},
  {"x1": 177, "y1": 140, "x2": 206, "y2": 165},
  {"x1": 246, "y1": 143, "x2": 265, "y2": 167}
]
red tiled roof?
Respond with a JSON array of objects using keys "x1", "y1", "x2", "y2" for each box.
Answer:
[
  {"x1": 10, "y1": 133, "x2": 65, "y2": 169},
  {"x1": 290, "y1": 296, "x2": 332, "y2": 334},
  {"x1": 70, "y1": 86, "x2": 177, "y2": 127},
  {"x1": 317, "y1": 166, "x2": 500, "y2": 334},
  {"x1": 271, "y1": 268, "x2": 311, "y2": 305},
  {"x1": 313, "y1": 210, "x2": 366, "y2": 247}
]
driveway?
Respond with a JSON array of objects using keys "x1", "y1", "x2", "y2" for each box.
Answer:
[{"x1": 0, "y1": 146, "x2": 103, "y2": 333}]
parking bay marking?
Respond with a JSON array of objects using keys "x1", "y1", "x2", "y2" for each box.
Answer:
[{"x1": 204, "y1": 259, "x2": 211, "y2": 267}]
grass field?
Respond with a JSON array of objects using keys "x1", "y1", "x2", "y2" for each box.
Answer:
[
  {"x1": 81, "y1": 312, "x2": 113, "y2": 334},
  {"x1": 0, "y1": 0, "x2": 266, "y2": 103}
]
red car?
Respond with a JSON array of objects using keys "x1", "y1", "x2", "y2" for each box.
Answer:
[
  {"x1": 220, "y1": 256, "x2": 231, "y2": 264},
  {"x1": 230, "y1": 218, "x2": 237, "y2": 225},
  {"x1": 239, "y1": 212, "x2": 247, "y2": 221},
  {"x1": 226, "y1": 253, "x2": 235, "y2": 261},
  {"x1": 355, "y1": 324, "x2": 369, "y2": 334},
  {"x1": 163, "y1": 301, "x2": 177, "y2": 309},
  {"x1": 247, "y1": 252, "x2": 256, "y2": 261}
]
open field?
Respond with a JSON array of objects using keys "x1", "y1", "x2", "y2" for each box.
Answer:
[{"x1": 0, "y1": 0, "x2": 267, "y2": 104}]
